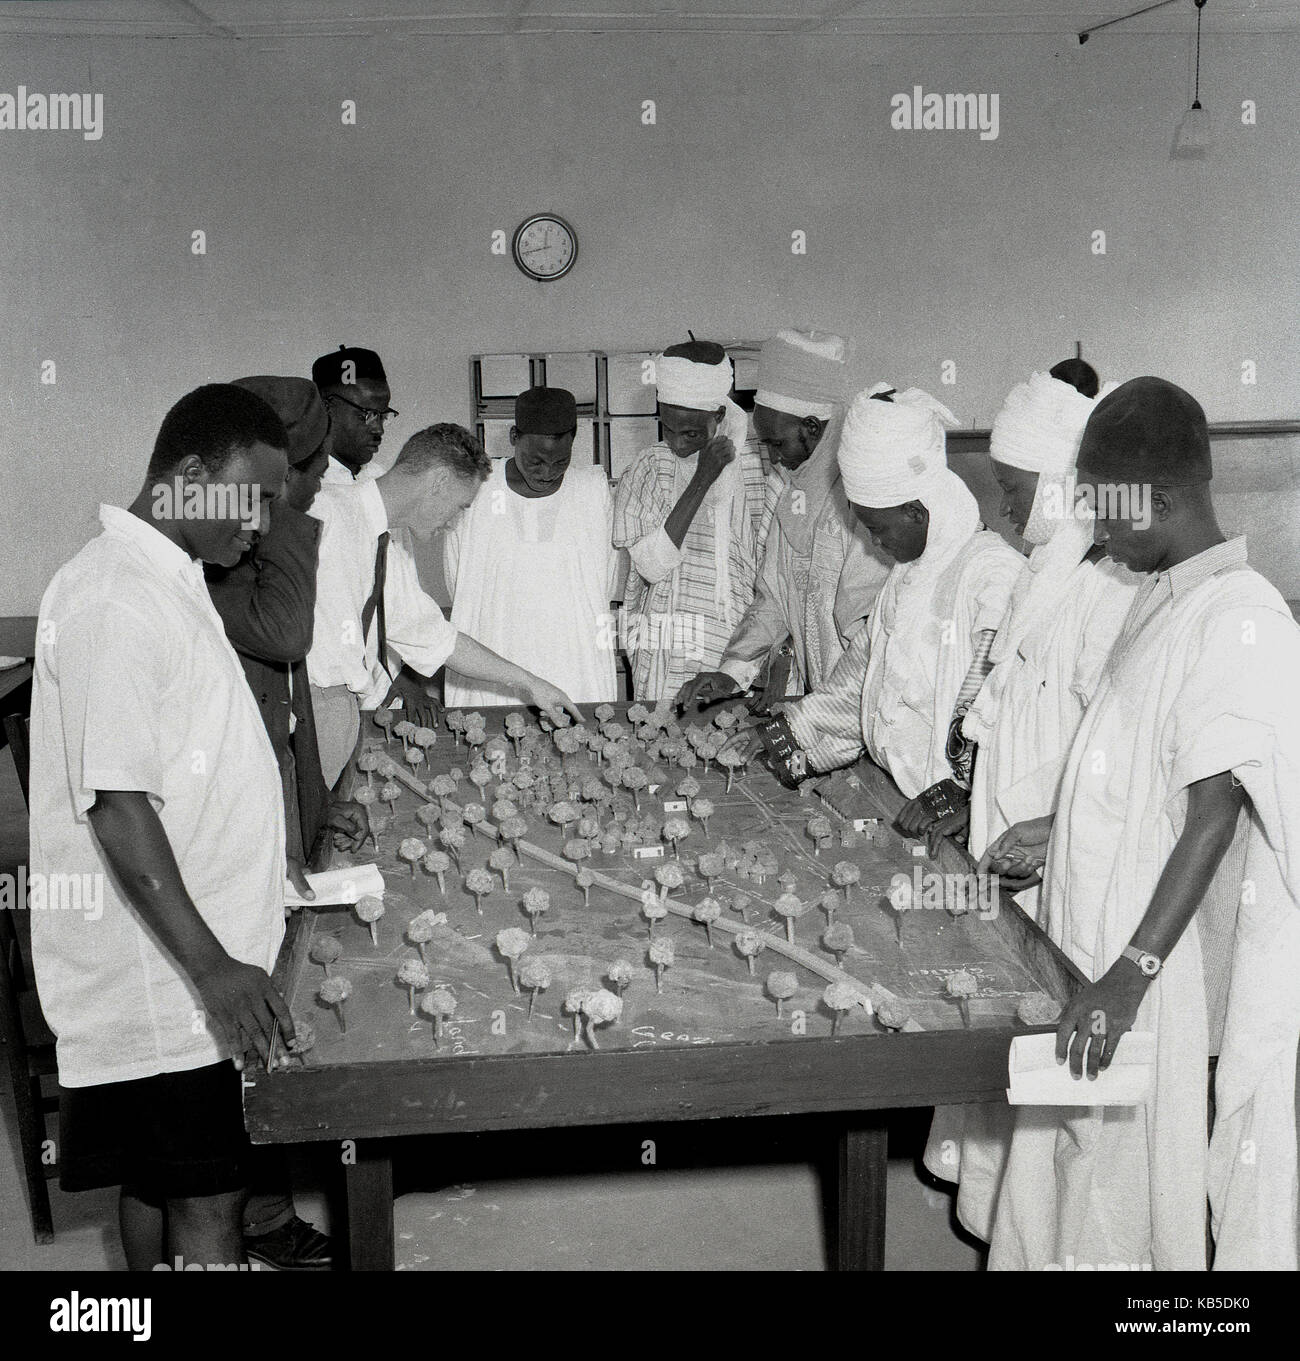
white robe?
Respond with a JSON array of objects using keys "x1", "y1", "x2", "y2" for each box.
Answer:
[
  {"x1": 922, "y1": 546, "x2": 1139, "y2": 1241},
  {"x1": 442, "y1": 461, "x2": 618, "y2": 707},
  {"x1": 966, "y1": 551, "x2": 1140, "y2": 918},
  {"x1": 861, "y1": 531, "x2": 1022, "y2": 798},
  {"x1": 786, "y1": 483, "x2": 1021, "y2": 798},
  {"x1": 986, "y1": 541, "x2": 1300, "y2": 1271}
]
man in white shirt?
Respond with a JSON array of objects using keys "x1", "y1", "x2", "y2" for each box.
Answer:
[
  {"x1": 443, "y1": 387, "x2": 617, "y2": 707},
  {"x1": 311, "y1": 344, "x2": 397, "y2": 485},
  {"x1": 982, "y1": 378, "x2": 1300, "y2": 1270},
  {"x1": 31, "y1": 383, "x2": 296, "y2": 1269},
  {"x1": 308, "y1": 422, "x2": 584, "y2": 785},
  {"x1": 919, "y1": 367, "x2": 1138, "y2": 1246}
]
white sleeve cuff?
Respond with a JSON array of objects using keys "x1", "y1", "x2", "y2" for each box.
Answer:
[
  {"x1": 629, "y1": 525, "x2": 683, "y2": 584},
  {"x1": 719, "y1": 656, "x2": 760, "y2": 691}
]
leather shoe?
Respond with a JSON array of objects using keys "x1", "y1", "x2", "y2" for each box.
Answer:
[{"x1": 244, "y1": 1216, "x2": 333, "y2": 1271}]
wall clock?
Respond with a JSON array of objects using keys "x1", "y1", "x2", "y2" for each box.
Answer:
[{"x1": 511, "y1": 213, "x2": 578, "y2": 281}]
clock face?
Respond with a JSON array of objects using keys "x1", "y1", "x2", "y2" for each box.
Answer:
[{"x1": 512, "y1": 214, "x2": 577, "y2": 281}]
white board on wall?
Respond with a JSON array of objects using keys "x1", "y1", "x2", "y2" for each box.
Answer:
[
  {"x1": 481, "y1": 418, "x2": 514, "y2": 459},
  {"x1": 572, "y1": 421, "x2": 596, "y2": 468},
  {"x1": 479, "y1": 354, "x2": 531, "y2": 399},
  {"x1": 607, "y1": 352, "x2": 658, "y2": 416},
  {"x1": 1211, "y1": 434, "x2": 1300, "y2": 599},
  {"x1": 543, "y1": 352, "x2": 598, "y2": 405},
  {"x1": 609, "y1": 417, "x2": 658, "y2": 481}
]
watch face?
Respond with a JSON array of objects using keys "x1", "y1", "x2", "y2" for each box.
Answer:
[
  {"x1": 1140, "y1": 954, "x2": 1160, "y2": 976},
  {"x1": 512, "y1": 215, "x2": 577, "y2": 281}
]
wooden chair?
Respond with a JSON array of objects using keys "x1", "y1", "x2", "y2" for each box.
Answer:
[{"x1": 0, "y1": 713, "x2": 58, "y2": 1244}]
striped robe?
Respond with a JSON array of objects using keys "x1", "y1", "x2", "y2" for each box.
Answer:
[{"x1": 612, "y1": 440, "x2": 769, "y2": 702}]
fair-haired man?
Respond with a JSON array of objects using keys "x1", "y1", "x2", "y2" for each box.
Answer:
[{"x1": 308, "y1": 422, "x2": 583, "y2": 784}]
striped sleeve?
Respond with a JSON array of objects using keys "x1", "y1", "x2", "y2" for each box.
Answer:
[
  {"x1": 782, "y1": 624, "x2": 870, "y2": 771},
  {"x1": 611, "y1": 448, "x2": 665, "y2": 551}
]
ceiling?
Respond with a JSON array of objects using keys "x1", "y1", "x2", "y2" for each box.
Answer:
[{"x1": 0, "y1": 0, "x2": 1295, "y2": 39}]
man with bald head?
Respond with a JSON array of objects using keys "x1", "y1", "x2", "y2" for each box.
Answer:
[{"x1": 982, "y1": 377, "x2": 1300, "y2": 1271}]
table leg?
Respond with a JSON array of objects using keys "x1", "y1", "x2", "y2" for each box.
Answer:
[
  {"x1": 344, "y1": 1141, "x2": 395, "y2": 1271},
  {"x1": 836, "y1": 1114, "x2": 889, "y2": 1271}
]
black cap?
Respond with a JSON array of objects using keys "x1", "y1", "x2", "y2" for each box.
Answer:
[
  {"x1": 1077, "y1": 376, "x2": 1212, "y2": 485},
  {"x1": 515, "y1": 386, "x2": 577, "y2": 435},
  {"x1": 311, "y1": 345, "x2": 387, "y2": 390},
  {"x1": 662, "y1": 338, "x2": 727, "y2": 366},
  {"x1": 1048, "y1": 357, "x2": 1100, "y2": 398}
]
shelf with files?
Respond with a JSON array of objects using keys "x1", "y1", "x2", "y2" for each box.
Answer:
[{"x1": 472, "y1": 341, "x2": 762, "y2": 484}]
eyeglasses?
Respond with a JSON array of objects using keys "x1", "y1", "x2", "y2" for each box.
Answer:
[{"x1": 326, "y1": 393, "x2": 399, "y2": 428}]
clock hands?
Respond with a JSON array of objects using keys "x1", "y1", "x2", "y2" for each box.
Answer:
[{"x1": 514, "y1": 217, "x2": 575, "y2": 277}]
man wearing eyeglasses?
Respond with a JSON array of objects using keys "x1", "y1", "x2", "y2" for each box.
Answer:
[{"x1": 310, "y1": 344, "x2": 399, "y2": 485}]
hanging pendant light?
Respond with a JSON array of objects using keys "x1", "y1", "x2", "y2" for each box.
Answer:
[{"x1": 1171, "y1": 0, "x2": 1212, "y2": 159}]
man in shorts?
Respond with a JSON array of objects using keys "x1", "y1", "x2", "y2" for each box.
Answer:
[{"x1": 30, "y1": 383, "x2": 296, "y2": 1268}]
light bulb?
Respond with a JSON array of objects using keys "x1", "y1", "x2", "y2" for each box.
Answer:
[{"x1": 1171, "y1": 100, "x2": 1212, "y2": 160}]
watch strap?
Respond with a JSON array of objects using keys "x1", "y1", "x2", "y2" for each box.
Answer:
[
  {"x1": 755, "y1": 714, "x2": 809, "y2": 790},
  {"x1": 1121, "y1": 944, "x2": 1162, "y2": 977},
  {"x1": 917, "y1": 778, "x2": 969, "y2": 823}
]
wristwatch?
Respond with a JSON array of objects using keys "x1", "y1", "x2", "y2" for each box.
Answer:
[
  {"x1": 755, "y1": 714, "x2": 810, "y2": 790},
  {"x1": 1121, "y1": 944, "x2": 1163, "y2": 978},
  {"x1": 917, "y1": 778, "x2": 969, "y2": 823}
]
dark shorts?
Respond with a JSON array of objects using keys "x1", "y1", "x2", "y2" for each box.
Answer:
[{"x1": 58, "y1": 1060, "x2": 251, "y2": 1200}]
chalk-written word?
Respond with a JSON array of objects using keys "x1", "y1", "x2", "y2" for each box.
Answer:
[{"x1": 631, "y1": 1025, "x2": 715, "y2": 1047}]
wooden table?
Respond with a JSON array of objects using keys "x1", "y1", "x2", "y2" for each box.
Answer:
[{"x1": 244, "y1": 702, "x2": 1083, "y2": 1270}]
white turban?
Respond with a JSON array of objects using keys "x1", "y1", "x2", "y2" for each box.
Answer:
[
  {"x1": 989, "y1": 371, "x2": 1099, "y2": 479},
  {"x1": 837, "y1": 382, "x2": 960, "y2": 508},
  {"x1": 991, "y1": 372, "x2": 1120, "y2": 545},
  {"x1": 754, "y1": 329, "x2": 849, "y2": 421},
  {"x1": 655, "y1": 351, "x2": 734, "y2": 411}
]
